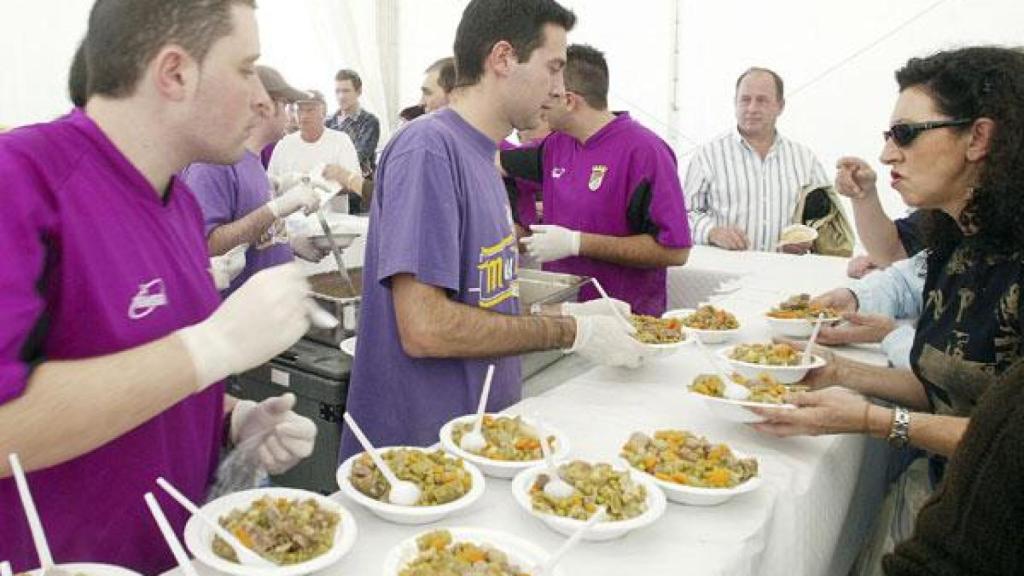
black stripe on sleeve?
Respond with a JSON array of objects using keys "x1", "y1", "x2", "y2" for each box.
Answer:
[
  {"x1": 626, "y1": 180, "x2": 660, "y2": 238},
  {"x1": 20, "y1": 233, "x2": 55, "y2": 374},
  {"x1": 500, "y1": 143, "x2": 545, "y2": 183}
]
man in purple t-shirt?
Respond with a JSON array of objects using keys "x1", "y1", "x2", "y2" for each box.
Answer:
[
  {"x1": 185, "y1": 65, "x2": 330, "y2": 297},
  {"x1": 341, "y1": 0, "x2": 655, "y2": 460},
  {"x1": 501, "y1": 44, "x2": 692, "y2": 316},
  {"x1": 0, "y1": 2, "x2": 318, "y2": 573}
]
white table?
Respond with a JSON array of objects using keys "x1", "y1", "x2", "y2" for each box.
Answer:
[{"x1": 165, "y1": 248, "x2": 891, "y2": 576}]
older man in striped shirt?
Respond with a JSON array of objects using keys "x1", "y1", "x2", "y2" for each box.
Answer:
[{"x1": 685, "y1": 67, "x2": 829, "y2": 253}]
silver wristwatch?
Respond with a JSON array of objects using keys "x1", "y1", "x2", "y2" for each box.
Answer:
[{"x1": 887, "y1": 406, "x2": 911, "y2": 448}]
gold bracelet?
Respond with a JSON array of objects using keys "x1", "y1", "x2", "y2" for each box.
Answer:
[{"x1": 861, "y1": 402, "x2": 871, "y2": 434}]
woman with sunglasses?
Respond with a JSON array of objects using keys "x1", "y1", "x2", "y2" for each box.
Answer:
[{"x1": 751, "y1": 46, "x2": 1024, "y2": 574}]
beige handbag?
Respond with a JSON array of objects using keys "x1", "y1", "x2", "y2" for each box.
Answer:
[{"x1": 791, "y1": 184, "x2": 855, "y2": 257}]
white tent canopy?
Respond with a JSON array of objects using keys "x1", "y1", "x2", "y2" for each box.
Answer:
[{"x1": 1, "y1": 0, "x2": 1020, "y2": 221}]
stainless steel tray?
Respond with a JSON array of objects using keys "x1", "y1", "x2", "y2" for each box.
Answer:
[
  {"x1": 516, "y1": 269, "x2": 588, "y2": 379},
  {"x1": 304, "y1": 268, "x2": 589, "y2": 375}
]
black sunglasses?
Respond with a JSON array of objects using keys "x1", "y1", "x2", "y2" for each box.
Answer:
[{"x1": 883, "y1": 118, "x2": 974, "y2": 147}]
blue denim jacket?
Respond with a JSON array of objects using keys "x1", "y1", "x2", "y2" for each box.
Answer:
[{"x1": 848, "y1": 252, "x2": 926, "y2": 368}]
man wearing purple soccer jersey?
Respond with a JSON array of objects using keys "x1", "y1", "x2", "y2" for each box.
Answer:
[
  {"x1": 0, "y1": 2, "x2": 317, "y2": 572},
  {"x1": 501, "y1": 44, "x2": 692, "y2": 316},
  {"x1": 341, "y1": 0, "x2": 654, "y2": 460}
]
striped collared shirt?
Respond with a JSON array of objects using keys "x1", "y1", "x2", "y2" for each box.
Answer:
[{"x1": 684, "y1": 127, "x2": 828, "y2": 251}]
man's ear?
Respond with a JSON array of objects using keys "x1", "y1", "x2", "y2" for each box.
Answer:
[
  {"x1": 487, "y1": 40, "x2": 517, "y2": 78},
  {"x1": 149, "y1": 44, "x2": 196, "y2": 102},
  {"x1": 965, "y1": 117, "x2": 995, "y2": 163}
]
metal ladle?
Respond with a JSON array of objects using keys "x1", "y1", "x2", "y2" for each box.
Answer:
[{"x1": 299, "y1": 175, "x2": 357, "y2": 297}]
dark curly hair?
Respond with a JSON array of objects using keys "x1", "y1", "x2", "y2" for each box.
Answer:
[{"x1": 895, "y1": 46, "x2": 1024, "y2": 256}]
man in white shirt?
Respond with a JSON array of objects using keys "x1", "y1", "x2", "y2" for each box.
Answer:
[
  {"x1": 685, "y1": 67, "x2": 829, "y2": 253},
  {"x1": 268, "y1": 89, "x2": 361, "y2": 213}
]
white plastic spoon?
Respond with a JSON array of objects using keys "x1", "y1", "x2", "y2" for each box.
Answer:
[
  {"x1": 589, "y1": 277, "x2": 633, "y2": 331},
  {"x1": 536, "y1": 507, "x2": 606, "y2": 575},
  {"x1": 155, "y1": 477, "x2": 276, "y2": 567},
  {"x1": 342, "y1": 412, "x2": 422, "y2": 506},
  {"x1": 144, "y1": 493, "x2": 200, "y2": 576},
  {"x1": 8, "y1": 454, "x2": 55, "y2": 571},
  {"x1": 538, "y1": 424, "x2": 574, "y2": 500},
  {"x1": 693, "y1": 336, "x2": 750, "y2": 400},
  {"x1": 459, "y1": 364, "x2": 495, "y2": 453},
  {"x1": 803, "y1": 312, "x2": 825, "y2": 365}
]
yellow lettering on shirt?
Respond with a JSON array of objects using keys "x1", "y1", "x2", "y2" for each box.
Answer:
[{"x1": 477, "y1": 233, "x2": 518, "y2": 309}]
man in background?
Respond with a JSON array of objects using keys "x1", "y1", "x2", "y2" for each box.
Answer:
[
  {"x1": 685, "y1": 67, "x2": 829, "y2": 253},
  {"x1": 420, "y1": 56, "x2": 456, "y2": 113},
  {"x1": 326, "y1": 68, "x2": 380, "y2": 176},
  {"x1": 268, "y1": 89, "x2": 363, "y2": 213}
]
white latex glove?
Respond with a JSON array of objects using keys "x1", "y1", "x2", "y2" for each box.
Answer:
[
  {"x1": 520, "y1": 224, "x2": 581, "y2": 263},
  {"x1": 177, "y1": 263, "x2": 311, "y2": 390},
  {"x1": 289, "y1": 235, "x2": 330, "y2": 262},
  {"x1": 561, "y1": 298, "x2": 631, "y2": 318},
  {"x1": 270, "y1": 172, "x2": 304, "y2": 195},
  {"x1": 231, "y1": 393, "x2": 317, "y2": 475},
  {"x1": 568, "y1": 315, "x2": 651, "y2": 368},
  {"x1": 209, "y1": 259, "x2": 231, "y2": 291},
  {"x1": 267, "y1": 181, "x2": 321, "y2": 218},
  {"x1": 209, "y1": 244, "x2": 248, "y2": 289}
]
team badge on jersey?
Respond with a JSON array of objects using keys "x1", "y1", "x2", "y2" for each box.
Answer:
[{"x1": 588, "y1": 165, "x2": 608, "y2": 191}]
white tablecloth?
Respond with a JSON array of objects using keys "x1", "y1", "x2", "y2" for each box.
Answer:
[{"x1": 164, "y1": 247, "x2": 892, "y2": 576}]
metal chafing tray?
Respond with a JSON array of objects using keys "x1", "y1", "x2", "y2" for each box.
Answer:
[
  {"x1": 516, "y1": 269, "x2": 588, "y2": 378},
  {"x1": 304, "y1": 267, "x2": 587, "y2": 378}
]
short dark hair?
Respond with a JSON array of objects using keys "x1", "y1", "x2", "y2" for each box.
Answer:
[
  {"x1": 334, "y1": 69, "x2": 363, "y2": 93},
  {"x1": 84, "y1": 0, "x2": 256, "y2": 98},
  {"x1": 426, "y1": 57, "x2": 457, "y2": 94},
  {"x1": 565, "y1": 44, "x2": 609, "y2": 110},
  {"x1": 69, "y1": 40, "x2": 88, "y2": 107},
  {"x1": 895, "y1": 46, "x2": 1024, "y2": 255},
  {"x1": 735, "y1": 67, "x2": 785, "y2": 102},
  {"x1": 453, "y1": 0, "x2": 576, "y2": 88}
]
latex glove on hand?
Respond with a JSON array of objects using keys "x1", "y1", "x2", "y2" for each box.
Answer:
[
  {"x1": 520, "y1": 224, "x2": 581, "y2": 263},
  {"x1": 231, "y1": 393, "x2": 317, "y2": 475},
  {"x1": 289, "y1": 235, "x2": 331, "y2": 263},
  {"x1": 177, "y1": 263, "x2": 312, "y2": 391},
  {"x1": 270, "y1": 172, "x2": 303, "y2": 195},
  {"x1": 267, "y1": 180, "x2": 321, "y2": 218},
  {"x1": 568, "y1": 315, "x2": 651, "y2": 368},
  {"x1": 562, "y1": 298, "x2": 631, "y2": 318},
  {"x1": 209, "y1": 244, "x2": 247, "y2": 290}
]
